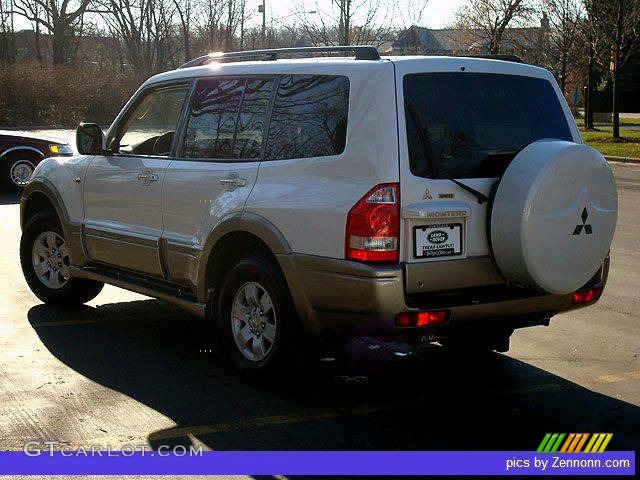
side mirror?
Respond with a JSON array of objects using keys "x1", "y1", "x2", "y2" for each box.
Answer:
[{"x1": 76, "y1": 123, "x2": 104, "y2": 155}]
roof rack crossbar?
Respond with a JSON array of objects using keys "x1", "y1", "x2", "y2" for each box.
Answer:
[{"x1": 179, "y1": 45, "x2": 381, "y2": 69}]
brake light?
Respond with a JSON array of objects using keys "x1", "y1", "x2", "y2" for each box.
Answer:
[
  {"x1": 395, "y1": 310, "x2": 450, "y2": 327},
  {"x1": 572, "y1": 287, "x2": 603, "y2": 305},
  {"x1": 345, "y1": 183, "x2": 399, "y2": 263}
]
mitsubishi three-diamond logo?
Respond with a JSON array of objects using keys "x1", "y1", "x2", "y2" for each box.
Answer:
[{"x1": 572, "y1": 207, "x2": 593, "y2": 236}]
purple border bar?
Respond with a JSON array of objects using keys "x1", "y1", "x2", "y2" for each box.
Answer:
[{"x1": 0, "y1": 451, "x2": 635, "y2": 476}]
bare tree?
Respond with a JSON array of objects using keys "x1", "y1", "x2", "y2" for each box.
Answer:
[
  {"x1": 174, "y1": 0, "x2": 193, "y2": 62},
  {"x1": 196, "y1": 0, "x2": 225, "y2": 51},
  {"x1": 453, "y1": 0, "x2": 536, "y2": 54},
  {"x1": 542, "y1": 0, "x2": 583, "y2": 95},
  {"x1": 13, "y1": 0, "x2": 93, "y2": 64},
  {"x1": 100, "y1": 0, "x2": 180, "y2": 75},
  {"x1": 0, "y1": 0, "x2": 16, "y2": 63},
  {"x1": 297, "y1": 0, "x2": 388, "y2": 46},
  {"x1": 581, "y1": 1, "x2": 606, "y2": 129},
  {"x1": 586, "y1": 0, "x2": 640, "y2": 138},
  {"x1": 193, "y1": 0, "x2": 245, "y2": 52},
  {"x1": 296, "y1": 0, "x2": 425, "y2": 47}
]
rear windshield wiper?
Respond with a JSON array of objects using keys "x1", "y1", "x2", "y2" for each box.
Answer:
[
  {"x1": 450, "y1": 147, "x2": 526, "y2": 204},
  {"x1": 450, "y1": 179, "x2": 489, "y2": 204}
]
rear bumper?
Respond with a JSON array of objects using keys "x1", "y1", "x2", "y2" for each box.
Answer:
[{"x1": 277, "y1": 253, "x2": 608, "y2": 337}]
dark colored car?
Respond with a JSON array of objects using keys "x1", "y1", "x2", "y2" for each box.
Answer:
[{"x1": 0, "y1": 130, "x2": 74, "y2": 191}]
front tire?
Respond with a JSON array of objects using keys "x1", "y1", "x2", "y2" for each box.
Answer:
[
  {"x1": 2, "y1": 153, "x2": 38, "y2": 191},
  {"x1": 20, "y1": 212, "x2": 104, "y2": 305},
  {"x1": 217, "y1": 254, "x2": 304, "y2": 378}
]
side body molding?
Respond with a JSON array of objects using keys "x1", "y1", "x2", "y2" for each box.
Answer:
[
  {"x1": 20, "y1": 178, "x2": 88, "y2": 267},
  {"x1": 195, "y1": 211, "x2": 293, "y2": 302}
]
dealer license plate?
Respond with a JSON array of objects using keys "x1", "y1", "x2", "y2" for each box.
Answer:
[{"x1": 414, "y1": 223, "x2": 463, "y2": 259}]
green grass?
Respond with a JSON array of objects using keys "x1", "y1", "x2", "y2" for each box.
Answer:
[
  {"x1": 573, "y1": 116, "x2": 640, "y2": 127},
  {"x1": 594, "y1": 117, "x2": 640, "y2": 127},
  {"x1": 580, "y1": 128, "x2": 640, "y2": 158}
]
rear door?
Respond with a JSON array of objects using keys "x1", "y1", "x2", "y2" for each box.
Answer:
[
  {"x1": 83, "y1": 83, "x2": 190, "y2": 277},
  {"x1": 394, "y1": 59, "x2": 577, "y2": 294},
  {"x1": 161, "y1": 76, "x2": 275, "y2": 287}
]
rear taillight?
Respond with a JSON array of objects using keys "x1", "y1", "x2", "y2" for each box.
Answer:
[
  {"x1": 572, "y1": 287, "x2": 603, "y2": 305},
  {"x1": 345, "y1": 183, "x2": 399, "y2": 263},
  {"x1": 395, "y1": 310, "x2": 450, "y2": 327}
]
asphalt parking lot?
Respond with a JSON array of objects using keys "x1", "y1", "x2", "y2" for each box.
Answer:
[{"x1": 0, "y1": 163, "x2": 638, "y2": 454}]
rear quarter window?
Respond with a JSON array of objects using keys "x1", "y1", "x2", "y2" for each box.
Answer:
[
  {"x1": 403, "y1": 73, "x2": 573, "y2": 179},
  {"x1": 266, "y1": 75, "x2": 349, "y2": 160}
]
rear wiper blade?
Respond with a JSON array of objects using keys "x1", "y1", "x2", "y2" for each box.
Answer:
[
  {"x1": 485, "y1": 148, "x2": 523, "y2": 156},
  {"x1": 450, "y1": 179, "x2": 489, "y2": 204}
]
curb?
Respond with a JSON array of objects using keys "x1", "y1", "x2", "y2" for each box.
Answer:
[{"x1": 606, "y1": 155, "x2": 640, "y2": 165}]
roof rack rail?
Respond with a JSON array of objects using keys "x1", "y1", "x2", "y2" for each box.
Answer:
[
  {"x1": 179, "y1": 45, "x2": 381, "y2": 69},
  {"x1": 458, "y1": 54, "x2": 525, "y2": 63}
]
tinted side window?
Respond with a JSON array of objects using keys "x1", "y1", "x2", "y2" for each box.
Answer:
[
  {"x1": 266, "y1": 75, "x2": 349, "y2": 160},
  {"x1": 183, "y1": 78, "x2": 244, "y2": 159},
  {"x1": 236, "y1": 77, "x2": 274, "y2": 159},
  {"x1": 183, "y1": 77, "x2": 274, "y2": 160}
]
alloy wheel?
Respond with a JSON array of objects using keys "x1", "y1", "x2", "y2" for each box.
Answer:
[
  {"x1": 10, "y1": 160, "x2": 35, "y2": 187},
  {"x1": 231, "y1": 282, "x2": 277, "y2": 361},
  {"x1": 31, "y1": 231, "x2": 70, "y2": 289}
]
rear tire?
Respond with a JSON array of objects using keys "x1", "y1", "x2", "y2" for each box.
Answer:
[
  {"x1": 216, "y1": 253, "x2": 305, "y2": 380},
  {"x1": 20, "y1": 212, "x2": 104, "y2": 305}
]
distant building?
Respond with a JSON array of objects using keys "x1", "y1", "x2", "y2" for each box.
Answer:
[
  {"x1": 390, "y1": 14, "x2": 550, "y2": 61},
  {"x1": 292, "y1": 36, "x2": 313, "y2": 48}
]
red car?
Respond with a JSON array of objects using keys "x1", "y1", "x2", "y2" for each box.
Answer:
[{"x1": 0, "y1": 130, "x2": 73, "y2": 191}]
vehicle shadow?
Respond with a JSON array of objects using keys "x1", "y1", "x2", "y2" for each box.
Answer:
[
  {"x1": 28, "y1": 301, "x2": 640, "y2": 452},
  {"x1": 0, "y1": 191, "x2": 20, "y2": 205}
]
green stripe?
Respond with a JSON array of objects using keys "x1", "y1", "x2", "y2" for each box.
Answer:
[
  {"x1": 544, "y1": 433, "x2": 559, "y2": 452},
  {"x1": 550, "y1": 433, "x2": 566, "y2": 452},
  {"x1": 537, "y1": 433, "x2": 552, "y2": 452}
]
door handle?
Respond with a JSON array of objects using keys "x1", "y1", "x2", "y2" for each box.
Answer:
[
  {"x1": 137, "y1": 170, "x2": 159, "y2": 185},
  {"x1": 219, "y1": 173, "x2": 247, "y2": 189},
  {"x1": 137, "y1": 173, "x2": 158, "y2": 181}
]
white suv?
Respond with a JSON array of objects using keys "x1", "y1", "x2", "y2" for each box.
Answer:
[{"x1": 20, "y1": 47, "x2": 618, "y2": 376}]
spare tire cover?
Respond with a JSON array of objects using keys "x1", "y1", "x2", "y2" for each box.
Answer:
[{"x1": 490, "y1": 139, "x2": 617, "y2": 294}]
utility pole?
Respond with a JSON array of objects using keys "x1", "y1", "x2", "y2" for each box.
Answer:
[{"x1": 258, "y1": 0, "x2": 266, "y2": 45}]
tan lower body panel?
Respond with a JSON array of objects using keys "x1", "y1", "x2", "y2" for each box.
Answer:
[{"x1": 278, "y1": 253, "x2": 591, "y2": 336}]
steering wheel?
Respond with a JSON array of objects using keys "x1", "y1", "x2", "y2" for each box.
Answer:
[{"x1": 152, "y1": 131, "x2": 175, "y2": 156}]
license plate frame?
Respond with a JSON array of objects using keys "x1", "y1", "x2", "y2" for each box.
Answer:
[{"x1": 413, "y1": 223, "x2": 463, "y2": 259}]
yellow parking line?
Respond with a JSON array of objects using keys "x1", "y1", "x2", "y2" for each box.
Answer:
[
  {"x1": 592, "y1": 371, "x2": 640, "y2": 385},
  {"x1": 149, "y1": 383, "x2": 561, "y2": 441}
]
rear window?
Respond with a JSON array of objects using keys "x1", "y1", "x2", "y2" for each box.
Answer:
[
  {"x1": 266, "y1": 75, "x2": 349, "y2": 160},
  {"x1": 403, "y1": 73, "x2": 573, "y2": 179}
]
